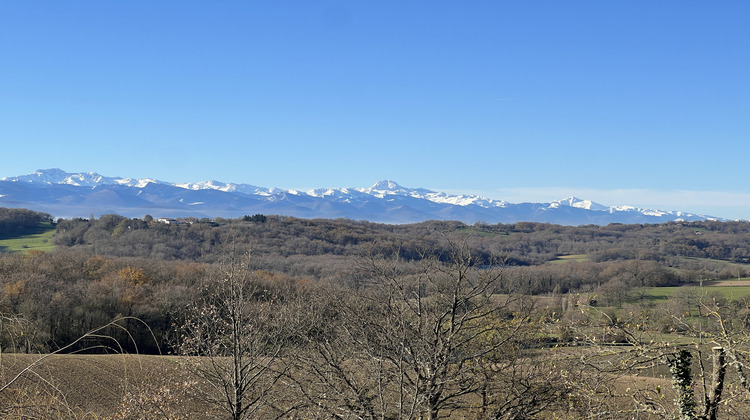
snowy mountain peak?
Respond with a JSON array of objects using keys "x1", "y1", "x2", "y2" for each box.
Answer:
[
  {"x1": 117, "y1": 178, "x2": 158, "y2": 188},
  {"x1": 551, "y1": 196, "x2": 608, "y2": 211},
  {"x1": 4, "y1": 169, "x2": 166, "y2": 189},
  {"x1": 0, "y1": 168, "x2": 67, "y2": 183},
  {"x1": 0, "y1": 169, "x2": 726, "y2": 224},
  {"x1": 2, "y1": 168, "x2": 117, "y2": 187},
  {"x1": 361, "y1": 180, "x2": 418, "y2": 199},
  {"x1": 176, "y1": 180, "x2": 232, "y2": 192},
  {"x1": 32, "y1": 168, "x2": 69, "y2": 181},
  {"x1": 369, "y1": 180, "x2": 404, "y2": 191}
]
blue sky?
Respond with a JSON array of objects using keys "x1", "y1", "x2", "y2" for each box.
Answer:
[{"x1": 2, "y1": 1, "x2": 749, "y2": 219}]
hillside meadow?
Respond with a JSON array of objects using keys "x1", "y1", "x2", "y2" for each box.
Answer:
[{"x1": 0, "y1": 222, "x2": 56, "y2": 253}]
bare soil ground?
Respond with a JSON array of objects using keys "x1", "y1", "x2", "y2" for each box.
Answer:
[
  {"x1": 704, "y1": 279, "x2": 750, "y2": 286},
  {"x1": 0, "y1": 350, "x2": 738, "y2": 419},
  {"x1": 0, "y1": 353, "x2": 220, "y2": 419}
]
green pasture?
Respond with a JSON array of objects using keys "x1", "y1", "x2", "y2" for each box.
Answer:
[
  {"x1": 0, "y1": 223, "x2": 57, "y2": 253},
  {"x1": 676, "y1": 255, "x2": 749, "y2": 271},
  {"x1": 643, "y1": 284, "x2": 750, "y2": 301}
]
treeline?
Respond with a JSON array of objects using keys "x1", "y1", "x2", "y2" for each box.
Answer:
[
  {"x1": 0, "y1": 250, "x2": 201, "y2": 353},
  {"x1": 0, "y1": 247, "x2": 687, "y2": 353},
  {"x1": 0, "y1": 208, "x2": 52, "y2": 236},
  {"x1": 53, "y1": 213, "x2": 750, "y2": 273}
]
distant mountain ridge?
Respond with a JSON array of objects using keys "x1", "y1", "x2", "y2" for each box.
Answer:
[{"x1": 0, "y1": 169, "x2": 723, "y2": 225}]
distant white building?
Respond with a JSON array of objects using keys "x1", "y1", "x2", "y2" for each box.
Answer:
[{"x1": 156, "y1": 217, "x2": 186, "y2": 225}]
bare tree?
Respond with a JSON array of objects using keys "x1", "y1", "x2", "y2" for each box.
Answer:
[
  {"x1": 177, "y1": 249, "x2": 292, "y2": 420},
  {"x1": 291, "y1": 236, "x2": 569, "y2": 419}
]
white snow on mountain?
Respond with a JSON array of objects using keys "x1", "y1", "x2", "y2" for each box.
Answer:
[
  {"x1": 609, "y1": 205, "x2": 669, "y2": 217},
  {"x1": 608, "y1": 205, "x2": 652, "y2": 215},
  {"x1": 307, "y1": 188, "x2": 341, "y2": 198},
  {"x1": 359, "y1": 180, "x2": 412, "y2": 198},
  {"x1": 0, "y1": 169, "x2": 722, "y2": 223},
  {"x1": 2, "y1": 168, "x2": 115, "y2": 186},
  {"x1": 175, "y1": 180, "x2": 240, "y2": 192},
  {"x1": 117, "y1": 178, "x2": 159, "y2": 188},
  {"x1": 0, "y1": 171, "x2": 514, "y2": 210},
  {"x1": 1, "y1": 169, "x2": 164, "y2": 188},
  {"x1": 352, "y1": 180, "x2": 508, "y2": 208},
  {"x1": 551, "y1": 196, "x2": 608, "y2": 211},
  {"x1": 368, "y1": 180, "x2": 401, "y2": 191}
]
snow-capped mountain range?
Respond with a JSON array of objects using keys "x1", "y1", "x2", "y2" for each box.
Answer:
[{"x1": 0, "y1": 169, "x2": 722, "y2": 225}]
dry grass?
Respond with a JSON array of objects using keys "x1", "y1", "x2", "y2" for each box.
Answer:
[
  {"x1": 0, "y1": 349, "x2": 746, "y2": 419},
  {"x1": 704, "y1": 279, "x2": 750, "y2": 287},
  {"x1": 0, "y1": 353, "x2": 220, "y2": 419}
]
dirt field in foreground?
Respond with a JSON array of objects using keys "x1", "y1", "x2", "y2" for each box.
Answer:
[
  {"x1": 705, "y1": 279, "x2": 750, "y2": 286},
  {"x1": 0, "y1": 353, "x2": 220, "y2": 418}
]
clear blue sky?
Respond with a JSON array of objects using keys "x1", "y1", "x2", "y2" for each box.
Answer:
[{"x1": 2, "y1": 1, "x2": 749, "y2": 219}]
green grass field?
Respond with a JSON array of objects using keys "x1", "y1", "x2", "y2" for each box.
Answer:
[
  {"x1": 0, "y1": 223, "x2": 57, "y2": 253},
  {"x1": 643, "y1": 284, "x2": 750, "y2": 301},
  {"x1": 674, "y1": 255, "x2": 749, "y2": 272}
]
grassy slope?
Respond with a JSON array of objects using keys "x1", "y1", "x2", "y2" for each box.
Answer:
[
  {"x1": 0, "y1": 223, "x2": 56, "y2": 253},
  {"x1": 643, "y1": 282, "x2": 750, "y2": 301}
]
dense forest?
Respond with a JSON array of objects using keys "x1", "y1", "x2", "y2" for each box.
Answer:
[
  {"x1": 54, "y1": 213, "x2": 750, "y2": 268},
  {"x1": 53, "y1": 213, "x2": 750, "y2": 286},
  {"x1": 3, "y1": 209, "x2": 750, "y2": 418}
]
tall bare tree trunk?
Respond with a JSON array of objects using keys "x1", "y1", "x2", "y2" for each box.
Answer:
[{"x1": 703, "y1": 346, "x2": 726, "y2": 420}]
